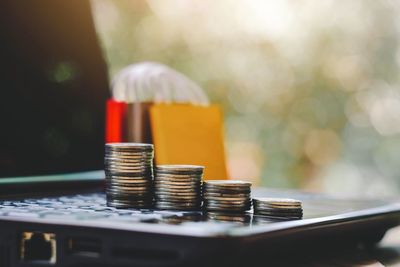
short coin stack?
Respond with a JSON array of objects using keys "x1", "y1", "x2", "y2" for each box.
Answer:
[
  {"x1": 154, "y1": 165, "x2": 204, "y2": 211},
  {"x1": 203, "y1": 181, "x2": 252, "y2": 212},
  {"x1": 105, "y1": 143, "x2": 154, "y2": 208},
  {"x1": 253, "y1": 198, "x2": 303, "y2": 220}
]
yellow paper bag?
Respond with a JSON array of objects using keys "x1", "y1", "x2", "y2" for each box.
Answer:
[{"x1": 150, "y1": 104, "x2": 228, "y2": 180}]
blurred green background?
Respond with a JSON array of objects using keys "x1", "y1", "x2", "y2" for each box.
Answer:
[{"x1": 91, "y1": 0, "x2": 400, "y2": 197}]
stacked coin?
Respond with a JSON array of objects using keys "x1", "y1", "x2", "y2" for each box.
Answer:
[
  {"x1": 203, "y1": 181, "x2": 252, "y2": 212},
  {"x1": 154, "y1": 165, "x2": 204, "y2": 211},
  {"x1": 105, "y1": 143, "x2": 154, "y2": 208},
  {"x1": 253, "y1": 198, "x2": 303, "y2": 220}
]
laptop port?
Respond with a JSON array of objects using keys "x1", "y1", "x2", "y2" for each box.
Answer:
[
  {"x1": 20, "y1": 232, "x2": 56, "y2": 264},
  {"x1": 67, "y1": 237, "x2": 101, "y2": 257}
]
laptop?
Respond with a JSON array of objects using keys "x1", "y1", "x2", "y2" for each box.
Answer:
[{"x1": 1, "y1": 1, "x2": 400, "y2": 267}]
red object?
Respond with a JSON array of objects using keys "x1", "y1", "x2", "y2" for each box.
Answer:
[{"x1": 105, "y1": 99, "x2": 127, "y2": 143}]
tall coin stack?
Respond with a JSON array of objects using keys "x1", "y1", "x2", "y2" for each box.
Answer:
[
  {"x1": 253, "y1": 198, "x2": 303, "y2": 220},
  {"x1": 203, "y1": 181, "x2": 252, "y2": 212},
  {"x1": 154, "y1": 165, "x2": 204, "y2": 211},
  {"x1": 105, "y1": 143, "x2": 154, "y2": 208}
]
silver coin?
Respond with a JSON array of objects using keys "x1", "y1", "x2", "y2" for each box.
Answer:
[
  {"x1": 203, "y1": 196, "x2": 250, "y2": 202},
  {"x1": 204, "y1": 180, "x2": 251, "y2": 187},
  {"x1": 105, "y1": 150, "x2": 153, "y2": 155},
  {"x1": 204, "y1": 206, "x2": 250, "y2": 212},
  {"x1": 155, "y1": 191, "x2": 200, "y2": 196},
  {"x1": 105, "y1": 169, "x2": 153, "y2": 175},
  {"x1": 104, "y1": 152, "x2": 154, "y2": 161},
  {"x1": 107, "y1": 184, "x2": 151, "y2": 190},
  {"x1": 106, "y1": 143, "x2": 153, "y2": 149},
  {"x1": 154, "y1": 190, "x2": 200, "y2": 197},
  {"x1": 105, "y1": 158, "x2": 153, "y2": 164},
  {"x1": 106, "y1": 186, "x2": 151, "y2": 194},
  {"x1": 106, "y1": 142, "x2": 153, "y2": 147},
  {"x1": 154, "y1": 180, "x2": 202, "y2": 186},
  {"x1": 253, "y1": 197, "x2": 302, "y2": 205},
  {"x1": 203, "y1": 188, "x2": 251, "y2": 195},
  {"x1": 155, "y1": 170, "x2": 203, "y2": 176},
  {"x1": 204, "y1": 198, "x2": 251, "y2": 204},
  {"x1": 155, "y1": 195, "x2": 200, "y2": 201},
  {"x1": 156, "y1": 164, "x2": 204, "y2": 171},
  {"x1": 155, "y1": 198, "x2": 201, "y2": 205},
  {"x1": 203, "y1": 192, "x2": 250, "y2": 198},
  {"x1": 105, "y1": 168, "x2": 153, "y2": 175},
  {"x1": 253, "y1": 215, "x2": 301, "y2": 221},
  {"x1": 155, "y1": 173, "x2": 203, "y2": 179},
  {"x1": 155, "y1": 194, "x2": 200, "y2": 200},
  {"x1": 155, "y1": 175, "x2": 202, "y2": 181},
  {"x1": 106, "y1": 172, "x2": 153, "y2": 180},
  {"x1": 154, "y1": 186, "x2": 200, "y2": 191},
  {"x1": 155, "y1": 179, "x2": 202, "y2": 185},
  {"x1": 254, "y1": 204, "x2": 303, "y2": 212},
  {"x1": 105, "y1": 157, "x2": 153, "y2": 163},
  {"x1": 105, "y1": 167, "x2": 152, "y2": 172},
  {"x1": 254, "y1": 210, "x2": 303, "y2": 216},
  {"x1": 155, "y1": 185, "x2": 201, "y2": 190},
  {"x1": 105, "y1": 167, "x2": 153, "y2": 173},
  {"x1": 106, "y1": 177, "x2": 151, "y2": 183},
  {"x1": 204, "y1": 204, "x2": 251, "y2": 210},
  {"x1": 105, "y1": 153, "x2": 153, "y2": 159},
  {"x1": 106, "y1": 182, "x2": 152, "y2": 187},
  {"x1": 105, "y1": 149, "x2": 153, "y2": 154},
  {"x1": 106, "y1": 174, "x2": 153, "y2": 180},
  {"x1": 154, "y1": 184, "x2": 201, "y2": 190},
  {"x1": 155, "y1": 205, "x2": 199, "y2": 211},
  {"x1": 155, "y1": 203, "x2": 201, "y2": 209},
  {"x1": 107, "y1": 183, "x2": 152, "y2": 189},
  {"x1": 105, "y1": 152, "x2": 153, "y2": 156},
  {"x1": 155, "y1": 202, "x2": 201, "y2": 209},
  {"x1": 254, "y1": 204, "x2": 302, "y2": 210},
  {"x1": 204, "y1": 203, "x2": 252, "y2": 210},
  {"x1": 155, "y1": 172, "x2": 203, "y2": 178},
  {"x1": 105, "y1": 163, "x2": 152, "y2": 169},
  {"x1": 105, "y1": 164, "x2": 152, "y2": 170}
]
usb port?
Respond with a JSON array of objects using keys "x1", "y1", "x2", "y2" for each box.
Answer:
[{"x1": 67, "y1": 237, "x2": 101, "y2": 258}]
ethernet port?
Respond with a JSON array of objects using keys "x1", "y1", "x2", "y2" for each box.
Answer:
[{"x1": 20, "y1": 232, "x2": 56, "y2": 264}]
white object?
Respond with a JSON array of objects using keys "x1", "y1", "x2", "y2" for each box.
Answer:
[{"x1": 111, "y1": 62, "x2": 209, "y2": 105}]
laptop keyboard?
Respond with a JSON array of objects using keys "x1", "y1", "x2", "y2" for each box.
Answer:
[
  {"x1": 0, "y1": 190, "x2": 386, "y2": 226},
  {"x1": 0, "y1": 193, "x2": 209, "y2": 225}
]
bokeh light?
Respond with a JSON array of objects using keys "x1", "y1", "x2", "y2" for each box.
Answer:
[{"x1": 91, "y1": 0, "x2": 400, "y2": 197}]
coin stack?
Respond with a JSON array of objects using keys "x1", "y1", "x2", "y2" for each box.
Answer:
[
  {"x1": 253, "y1": 198, "x2": 303, "y2": 220},
  {"x1": 154, "y1": 165, "x2": 204, "y2": 211},
  {"x1": 105, "y1": 143, "x2": 154, "y2": 208},
  {"x1": 203, "y1": 181, "x2": 252, "y2": 212}
]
